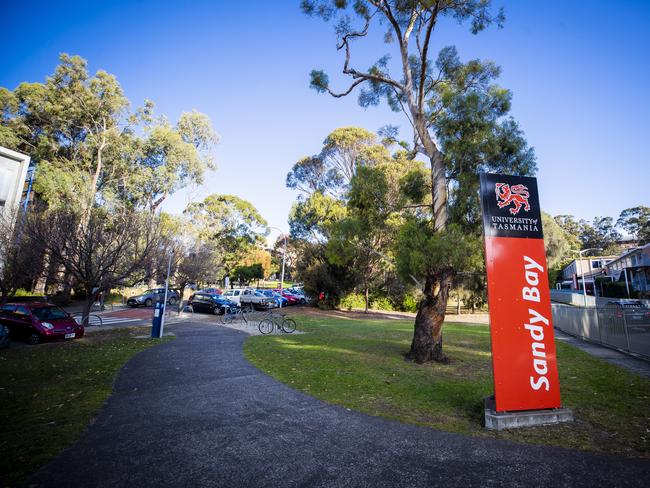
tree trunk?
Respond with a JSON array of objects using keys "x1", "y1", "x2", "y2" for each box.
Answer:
[
  {"x1": 364, "y1": 286, "x2": 369, "y2": 313},
  {"x1": 456, "y1": 292, "x2": 461, "y2": 315},
  {"x1": 81, "y1": 295, "x2": 94, "y2": 327},
  {"x1": 407, "y1": 271, "x2": 453, "y2": 363},
  {"x1": 33, "y1": 250, "x2": 51, "y2": 294},
  {"x1": 177, "y1": 282, "x2": 186, "y2": 315}
]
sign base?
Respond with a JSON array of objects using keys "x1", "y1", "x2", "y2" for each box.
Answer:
[{"x1": 484, "y1": 396, "x2": 573, "y2": 431}]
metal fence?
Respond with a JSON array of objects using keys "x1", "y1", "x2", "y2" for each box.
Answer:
[{"x1": 552, "y1": 303, "x2": 650, "y2": 359}]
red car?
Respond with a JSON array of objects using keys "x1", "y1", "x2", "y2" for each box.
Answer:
[
  {"x1": 0, "y1": 302, "x2": 84, "y2": 345},
  {"x1": 274, "y1": 290, "x2": 300, "y2": 305}
]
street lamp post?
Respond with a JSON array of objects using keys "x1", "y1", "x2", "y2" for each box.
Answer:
[
  {"x1": 269, "y1": 227, "x2": 287, "y2": 310},
  {"x1": 571, "y1": 248, "x2": 601, "y2": 307}
]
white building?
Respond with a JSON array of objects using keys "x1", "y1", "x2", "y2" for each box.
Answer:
[{"x1": 0, "y1": 146, "x2": 31, "y2": 224}]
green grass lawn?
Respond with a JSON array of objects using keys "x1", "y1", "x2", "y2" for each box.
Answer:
[
  {"x1": 0, "y1": 328, "x2": 171, "y2": 486},
  {"x1": 244, "y1": 313, "x2": 650, "y2": 457}
]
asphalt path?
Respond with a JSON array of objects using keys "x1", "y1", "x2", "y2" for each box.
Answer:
[{"x1": 30, "y1": 322, "x2": 650, "y2": 487}]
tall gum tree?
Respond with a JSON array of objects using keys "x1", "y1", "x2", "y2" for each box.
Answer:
[{"x1": 303, "y1": 0, "x2": 536, "y2": 362}]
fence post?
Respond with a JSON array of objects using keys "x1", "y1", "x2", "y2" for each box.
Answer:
[
  {"x1": 622, "y1": 309, "x2": 631, "y2": 353},
  {"x1": 595, "y1": 306, "x2": 602, "y2": 344}
]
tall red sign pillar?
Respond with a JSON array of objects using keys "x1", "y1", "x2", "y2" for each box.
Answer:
[{"x1": 480, "y1": 173, "x2": 562, "y2": 413}]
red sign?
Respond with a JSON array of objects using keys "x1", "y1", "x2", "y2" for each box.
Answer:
[{"x1": 480, "y1": 173, "x2": 561, "y2": 412}]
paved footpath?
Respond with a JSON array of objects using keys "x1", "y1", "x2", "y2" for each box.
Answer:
[{"x1": 30, "y1": 322, "x2": 650, "y2": 488}]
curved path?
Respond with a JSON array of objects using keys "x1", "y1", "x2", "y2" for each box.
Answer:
[{"x1": 31, "y1": 322, "x2": 650, "y2": 487}]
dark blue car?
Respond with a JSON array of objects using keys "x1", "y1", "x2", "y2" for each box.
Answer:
[{"x1": 188, "y1": 292, "x2": 238, "y2": 315}]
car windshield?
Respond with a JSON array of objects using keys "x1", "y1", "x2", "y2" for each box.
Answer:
[
  {"x1": 32, "y1": 306, "x2": 69, "y2": 321},
  {"x1": 143, "y1": 290, "x2": 158, "y2": 294}
]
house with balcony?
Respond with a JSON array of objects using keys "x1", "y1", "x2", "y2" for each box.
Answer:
[
  {"x1": 558, "y1": 255, "x2": 617, "y2": 295},
  {"x1": 604, "y1": 243, "x2": 650, "y2": 298}
]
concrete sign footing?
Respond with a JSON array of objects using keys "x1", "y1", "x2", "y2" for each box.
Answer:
[{"x1": 484, "y1": 396, "x2": 574, "y2": 431}]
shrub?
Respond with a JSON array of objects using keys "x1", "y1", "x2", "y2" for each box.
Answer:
[
  {"x1": 402, "y1": 294, "x2": 418, "y2": 312},
  {"x1": 370, "y1": 296, "x2": 394, "y2": 311},
  {"x1": 340, "y1": 293, "x2": 366, "y2": 311}
]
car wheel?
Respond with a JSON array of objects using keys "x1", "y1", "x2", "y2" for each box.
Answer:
[
  {"x1": 212, "y1": 306, "x2": 220, "y2": 315},
  {"x1": 27, "y1": 332, "x2": 40, "y2": 345},
  {"x1": 168, "y1": 297, "x2": 177, "y2": 306},
  {"x1": 144, "y1": 298, "x2": 153, "y2": 307},
  {"x1": 300, "y1": 298, "x2": 306, "y2": 304}
]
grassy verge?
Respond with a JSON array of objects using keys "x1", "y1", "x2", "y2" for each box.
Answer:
[
  {"x1": 0, "y1": 328, "x2": 172, "y2": 486},
  {"x1": 244, "y1": 313, "x2": 650, "y2": 457}
]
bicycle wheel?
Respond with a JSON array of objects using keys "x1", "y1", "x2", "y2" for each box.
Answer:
[
  {"x1": 87, "y1": 314, "x2": 103, "y2": 327},
  {"x1": 281, "y1": 318, "x2": 296, "y2": 334},
  {"x1": 258, "y1": 319, "x2": 274, "y2": 335}
]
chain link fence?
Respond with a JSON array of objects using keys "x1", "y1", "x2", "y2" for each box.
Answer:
[{"x1": 552, "y1": 303, "x2": 650, "y2": 359}]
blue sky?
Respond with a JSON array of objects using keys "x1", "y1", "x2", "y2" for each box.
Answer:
[{"x1": 2, "y1": 1, "x2": 649, "y2": 242}]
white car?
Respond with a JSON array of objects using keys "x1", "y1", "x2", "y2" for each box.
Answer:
[{"x1": 222, "y1": 289, "x2": 242, "y2": 305}]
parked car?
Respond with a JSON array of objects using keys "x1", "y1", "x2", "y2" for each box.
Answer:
[
  {"x1": 127, "y1": 288, "x2": 180, "y2": 308},
  {"x1": 259, "y1": 289, "x2": 288, "y2": 308},
  {"x1": 223, "y1": 289, "x2": 242, "y2": 305},
  {"x1": 286, "y1": 288, "x2": 308, "y2": 304},
  {"x1": 274, "y1": 289, "x2": 300, "y2": 305},
  {"x1": 605, "y1": 300, "x2": 650, "y2": 325},
  {"x1": 240, "y1": 289, "x2": 272, "y2": 310},
  {"x1": 0, "y1": 302, "x2": 84, "y2": 345},
  {"x1": 198, "y1": 287, "x2": 222, "y2": 295},
  {"x1": 188, "y1": 292, "x2": 238, "y2": 315}
]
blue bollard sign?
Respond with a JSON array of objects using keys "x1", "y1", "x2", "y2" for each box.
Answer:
[{"x1": 151, "y1": 301, "x2": 163, "y2": 338}]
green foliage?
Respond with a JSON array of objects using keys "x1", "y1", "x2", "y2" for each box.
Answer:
[
  {"x1": 395, "y1": 221, "x2": 482, "y2": 282},
  {"x1": 289, "y1": 191, "x2": 347, "y2": 239},
  {"x1": 233, "y1": 263, "x2": 265, "y2": 285},
  {"x1": 0, "y1": 54, "x2": 217, "y2": 213},
  {"x1": 340, "y1": 293, "x2": 366, "y2": 310},
  {"x1": 370, "y1": 295, "x2": 394, "y2": 311},
  {"x1": 554, "y1": 214, "x2": 622, "y2": 254},
  {"x1": 618, "y1": 206, "x2": 650, "y2": 245},
  {"x1": 542, "y1": 212, "x2": 575, "y2": 283},
  {"x1": 185, "y1": 194, "x2": 268, "y2": 274},
  {"x1": 402, "y1": 294, "x2": 419, "y2": 313}
]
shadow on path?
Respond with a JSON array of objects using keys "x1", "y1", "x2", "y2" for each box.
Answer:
[{"x1": 30, "y1": 322, "x2": 650, "y2": 487}]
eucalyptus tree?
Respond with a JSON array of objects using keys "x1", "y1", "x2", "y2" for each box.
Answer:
[
  {"x1": 0, "y1": 54, "x2": 218, "y2": 214},
  {"x1": 0, "y1": 54, "x2": 218, "y2": 292},
  {"x1": 303, "y1": 1, "x2": 536, "y2": 362},
  {"x1": 185, "y1": 194, "x2": 269, "y2": 279},
  {"x1": 617, "y1": 206, "x2": 650, "y2": 245}
]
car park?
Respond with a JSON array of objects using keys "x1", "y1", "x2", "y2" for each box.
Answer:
[
  {"x1": 127, "y1": 288, "x2": 180, "y2": 307},
  {"x1": 0, "y1": 302, "x2": 84, "y2": 345},
  {"x1": 188, "y1": 292, "x2": 237, "y2": 315}
]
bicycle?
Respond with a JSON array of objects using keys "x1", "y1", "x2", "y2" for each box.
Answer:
[
  {"x1": 71, "y1": 313, "x2": 103, "y2": 327},
  {"x1": 220, "y1": 306, "x2": 248, "y2": 325},
  {"x1": 258, "y1": 311, "x2": 296, "y2": 334}
]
